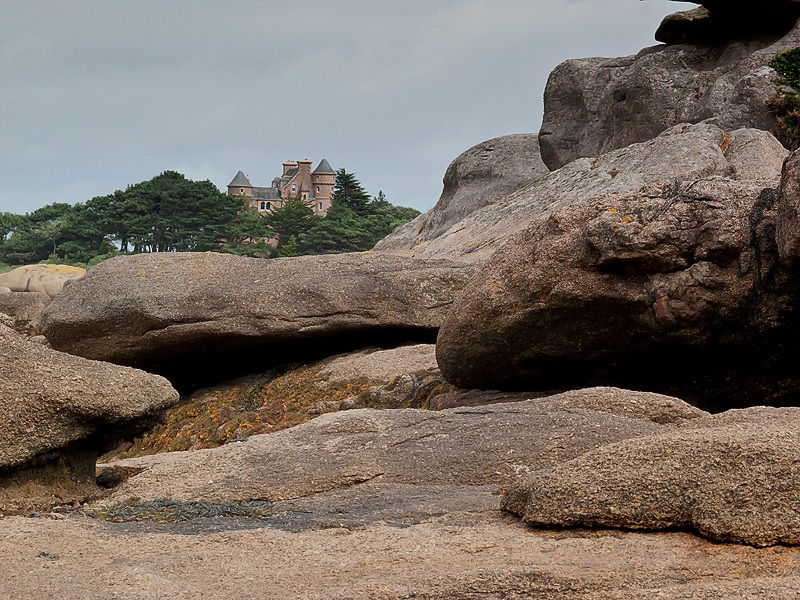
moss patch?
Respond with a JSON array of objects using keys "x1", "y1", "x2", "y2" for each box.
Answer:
[
  {"x1": 102, "y1": 366, "x2": 411, "y2": 460},
  {"x1": 94, "y1": 499, "x2": 276, "y2": 523}
]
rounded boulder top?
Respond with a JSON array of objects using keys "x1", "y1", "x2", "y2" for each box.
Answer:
[{"x1": 0, "y1": 264, "x2": 86, "y2": 299}]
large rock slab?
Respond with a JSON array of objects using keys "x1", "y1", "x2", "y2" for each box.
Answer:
[
  {"x1": 0, "y1": 264, "x2": 85, "y2": 299},
  {"x1": 98, "y1": 387, "x2": 704, "y2": 504},
  {"x1": 41, "y1": 252, "x2": 474, "y2": 391},
  {"x1": 436, "y1": 163, "x2": 797, "y2": 409},
  {"x1": 375, "y1": 123, "x2": 785, "y2": 264},
  {"x1": 0, "y1": 325, "x2": 178, "y2": 512},
  {"x1": 538, "y1": 18, "x2": 799, "y2": 170},
  {"x1": 503, "y1": 406, "x2": 800, "y2": 547},
  {"x1": 374, "y1": 133, "x2": 548, "y2": 254}
]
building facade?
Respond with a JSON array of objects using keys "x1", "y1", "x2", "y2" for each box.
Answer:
[{"x1": 227, "y1": 158, "x2": 336, "y2": 217}]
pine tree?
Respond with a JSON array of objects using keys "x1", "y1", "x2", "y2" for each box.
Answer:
[
  {"x1": 333, "y1": 169, "x2": 371, "y2": 215},
  {"x1": 264, "y1": 196, "x2": 317, "y2": 252}
]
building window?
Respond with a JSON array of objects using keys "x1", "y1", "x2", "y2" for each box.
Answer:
[
  {"x1": 240, "y1": 188, "x2": 245, "y2": 193},
  {"x1": 260, "y1": 202, "x2": 266, "y2": 210},
  {"x1": 266, "y1": 202, "x2": 271, "y2": 210},
  {"x1": 291, "y1": 184, "x2": 296, "y2": 193},
  {"x1": 319, "y1": 202, "x2": 323, "y2": 211},
  {"x1": 302, "y1": 192, "x2": 307, "y2": 200},
  {"x1": 316, "y1": 186, "x2": 320, "y2": 193}
]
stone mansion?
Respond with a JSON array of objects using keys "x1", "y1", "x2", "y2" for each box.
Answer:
[{"x1": 227, "y1": 159, "x2": 335, "y2": 217}]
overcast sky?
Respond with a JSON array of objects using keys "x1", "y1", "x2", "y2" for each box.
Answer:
[{"x1": 0, "y1": 0, "x2": 679, "y2": 215}]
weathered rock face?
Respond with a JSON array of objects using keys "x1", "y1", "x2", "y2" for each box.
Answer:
[
  {"x1": 0, "y1": 325, "x2": 178, "y2": 512},
  {"x1": 99, "y1": 387, "x2": 703, "y2": 504},
  {"x1": 40, "y1": 252, "x2": 473, "y2": 391},
  {"x1": 776, "y1": 150, "x2": 800, "y2": 266},
  {"x1": 0, "y1": 292, "x2": 49, "y2": 335},
  {"x1": 437, "y1": 151, "x2": 798, "y2": 409},
  {"x1": 374, "y1": 123, "x2": 784, "y2": 264},
  {"x1": 503, "y1": 406, "x2": 800, "y2": 547},
  {"x1": 655, "y1": 7, "x2": 717, "y2": 45},
  {"x1": 0, "y1": 264, "x2": 85, "y2": 299},
  {"x1": 373, "y1": 134, "x2": 548, "y2": 253},
  {"x1": 538, "y1": 18, "x2": 799, "y2": 170}
]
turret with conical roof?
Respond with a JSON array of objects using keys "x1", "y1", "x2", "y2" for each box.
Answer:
[
  {"x1": 312, "y1": 158, "x2": 335, "y2": 174},
  {"x1": 227, "y1": 171, "x2": 253, "y2": 197},
  {"x1": 311, "y1": 158, "x2": 335, "y2": 215}
]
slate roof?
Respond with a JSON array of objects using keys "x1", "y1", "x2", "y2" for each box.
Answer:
[
  {"x1": 252, "y1": 187, "x2": 281, "y2": 200},
  {"x1": 312, "y1": 158, "x2": 335, "y2": 174},
  {"x1": 228, "y1": 171, "x2": 252, "y2": 187}
]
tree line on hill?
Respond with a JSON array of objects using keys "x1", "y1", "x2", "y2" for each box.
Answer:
[{"x1": 0, "y1": 169, "x2": 419, "y2": 269}]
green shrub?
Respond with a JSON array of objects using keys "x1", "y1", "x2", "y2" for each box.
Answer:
[{"x1": 769, "y1": 47, "x2": 800, "y2": 150}]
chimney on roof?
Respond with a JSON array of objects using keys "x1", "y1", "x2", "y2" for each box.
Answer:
[
  {"x1": 297, "y1": 159, "x2": 312, "y2": 177},
  {"x1": 282, "y1": 161, "x2": 298, "y2": 175}
]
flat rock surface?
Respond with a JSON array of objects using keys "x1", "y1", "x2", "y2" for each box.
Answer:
[
  {"x1": 318, "y1": 344, "x2": 437, "y2": 383},
  {"x1": 40, "y1": 252, "x2": 473, "y2": 391},
  {"x1": 2, "y1": 481, "x2": 799, "y2": 599}
]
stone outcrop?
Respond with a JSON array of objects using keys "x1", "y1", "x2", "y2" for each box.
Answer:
[
  {"x1": 538, "y1": 18, "x2": 799, "y2": 170},
  {"x1": 503, "y1": 406, "x2": 800, "y2": 547},
  {"x1": 99, "y1": 387, "x2": 702, "y2": 504},
  {"x1": 374, "y1": 123, "x2": 783, "y2": 264},
  {"x1": 0, "y1": 264, "x2": 85, "y2": 299},
  {"x1": 40, "y1": 252, "x2": 473, "y2": 391},
  {"x1": 655, "y1": 7, "x2": 717, "y2": 45},
  {"x1": 0, "y1": 325, "x2": 178, "y2": 512},
  {"x1": 436, "y1": 138, "x2": 795, "y2": 410},
  {"x1": 374, "y1": 134, "x2": 548, "y2": 254}
]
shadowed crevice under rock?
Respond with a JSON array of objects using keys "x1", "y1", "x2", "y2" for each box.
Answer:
[{"x1": 106, "y1": 325, "x2": 438, "y2": 395}]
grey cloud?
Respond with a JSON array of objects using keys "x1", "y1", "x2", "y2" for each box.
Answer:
[{"x1": 0, "y1": 0, "x2": 678, "y2": 215}]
